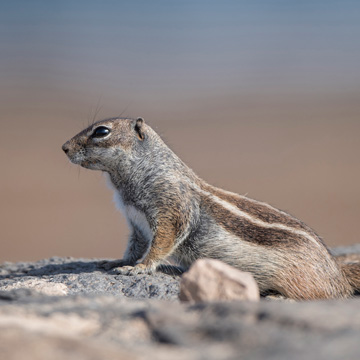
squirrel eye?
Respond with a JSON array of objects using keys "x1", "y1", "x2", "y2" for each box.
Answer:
[{"x1": 92, "y1": 126, "x2": 110, "y2": 138}]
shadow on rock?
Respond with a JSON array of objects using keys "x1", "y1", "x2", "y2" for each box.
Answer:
[{"x1": 0, "y1": 258, "x2": 101, "y2": 280}]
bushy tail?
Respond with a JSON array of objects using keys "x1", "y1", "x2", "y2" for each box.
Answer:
[{"x1": 336, "y1": 254, "x2": 360, "y2": 294}]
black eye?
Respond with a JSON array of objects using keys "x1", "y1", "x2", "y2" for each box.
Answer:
[{"x1": 92, "y1": 126, "x2": 110, "y2": 138}]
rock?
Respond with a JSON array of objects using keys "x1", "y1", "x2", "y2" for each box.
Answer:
[
  {"x1": 0, "y1": 257, "x2": 181, "y2": 300},
  {"x1": 179, "y1": 259, "x2": 260, "y2": 303},
  {"x1": 1, "y1": 279, "x2": 68, "y2": 296},
  {"x1": 0, "y1": 249, "x2": 360, "y2": 360},
  {"x1": 0, "y1": 326, "x2": 136, "y2": 360},
  {"x1": 331, "y1": 244, "x2": 360, "y2": 256},
  {"x1": 0, "y1": 290, "x2": 360, "y2": 360}
]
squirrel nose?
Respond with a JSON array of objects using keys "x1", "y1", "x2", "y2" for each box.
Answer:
[{"x1": 62, "y1": 142, "x2": 70, "y2": 154}]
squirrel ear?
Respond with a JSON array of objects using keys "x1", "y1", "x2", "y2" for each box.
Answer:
[{"x1": 134, "y1": 117, "x2": 145, "y2": 140}]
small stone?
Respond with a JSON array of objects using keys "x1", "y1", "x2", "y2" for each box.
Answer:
[{"x1": 179, "y1": 259, "x2": 260, "y2": 303}]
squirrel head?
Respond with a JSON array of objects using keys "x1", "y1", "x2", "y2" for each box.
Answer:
[{"x1": 62, "y1": 117, "x2": 146, "y2": 171}]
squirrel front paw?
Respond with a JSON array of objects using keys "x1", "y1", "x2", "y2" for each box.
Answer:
[{"x1": 114, "y1": 263, "x2": 155, "y2": 276}]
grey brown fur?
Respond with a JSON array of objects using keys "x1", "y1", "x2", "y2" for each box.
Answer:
[{"x1": 62, "y1": 117, "x2": 360, "y2": 300}]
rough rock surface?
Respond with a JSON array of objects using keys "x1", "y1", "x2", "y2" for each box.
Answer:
[
  {"x1": 0, "y1": 249, "x2": 359, "y2": 360},
  {"x1": 0, "y1": 257, "x2": 180, "y2": 299},
  {"x1": 179, "y1": 258, "x2": 259, "y2": 302}
]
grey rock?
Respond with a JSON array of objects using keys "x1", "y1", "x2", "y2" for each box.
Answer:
[
  {"x1": 331, "y1": 244, "x2": 360, "y2": 256},
  {"x1": 0, "y1": 257, "x2": 181, "y2": 300},
  {"x1": 0, "y1": 291, "x2": 360, "y2": 360},
  {"x1": 0, "y1": 249, "x2": 360, "y2": 360}
]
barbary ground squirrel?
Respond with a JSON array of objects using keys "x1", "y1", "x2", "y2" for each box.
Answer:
[{"x1": 62, "y1": 117, "x2": 360, "y2": 300}]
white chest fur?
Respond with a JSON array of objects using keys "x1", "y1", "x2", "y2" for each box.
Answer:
[
  {"x1": 123, "y1": 204, "x2": 153, "y2": 242},
  {"x1": 105, "y1": 174, "x2": 153, "y2": 243}
]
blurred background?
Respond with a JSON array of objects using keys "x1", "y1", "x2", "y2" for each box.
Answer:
[{"x1": 1, "y1": 1, "x2": 360, "y2": 262}]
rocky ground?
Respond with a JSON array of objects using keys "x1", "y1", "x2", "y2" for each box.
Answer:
[{"x1": 1, "y1": 245, "x2": 360, "y2": 360}]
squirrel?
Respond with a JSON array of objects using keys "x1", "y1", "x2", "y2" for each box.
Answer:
[{"x1": 62, "y1": 117, "x2": 360, "y2": 300}]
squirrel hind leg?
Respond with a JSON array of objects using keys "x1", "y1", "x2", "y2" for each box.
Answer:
[{"x1": 269, "y1": 260, "x2": 354, "y2": 300}]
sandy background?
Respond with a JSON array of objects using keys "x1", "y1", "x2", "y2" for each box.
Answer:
[{"x1": 1, "y1": 2, "x2": 360, "y2": 262}]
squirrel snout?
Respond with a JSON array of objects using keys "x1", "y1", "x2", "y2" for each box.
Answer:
[{"x1": 62, "y1": 142, "x2": 70, "y2": 154}]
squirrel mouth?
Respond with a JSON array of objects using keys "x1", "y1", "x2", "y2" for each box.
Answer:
[
  {"x1": 80, "y1": 159, "x2": 98, "y2": 169},
  {"x1": 67, "y1": 155, "x2": 83, "y2": 165},
  {"x1": 79, "y1": 159, "x2": 91, "y2": 168},
  {"x1": 65, "y1": 151, "x2": 87, "y2": 167}
]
